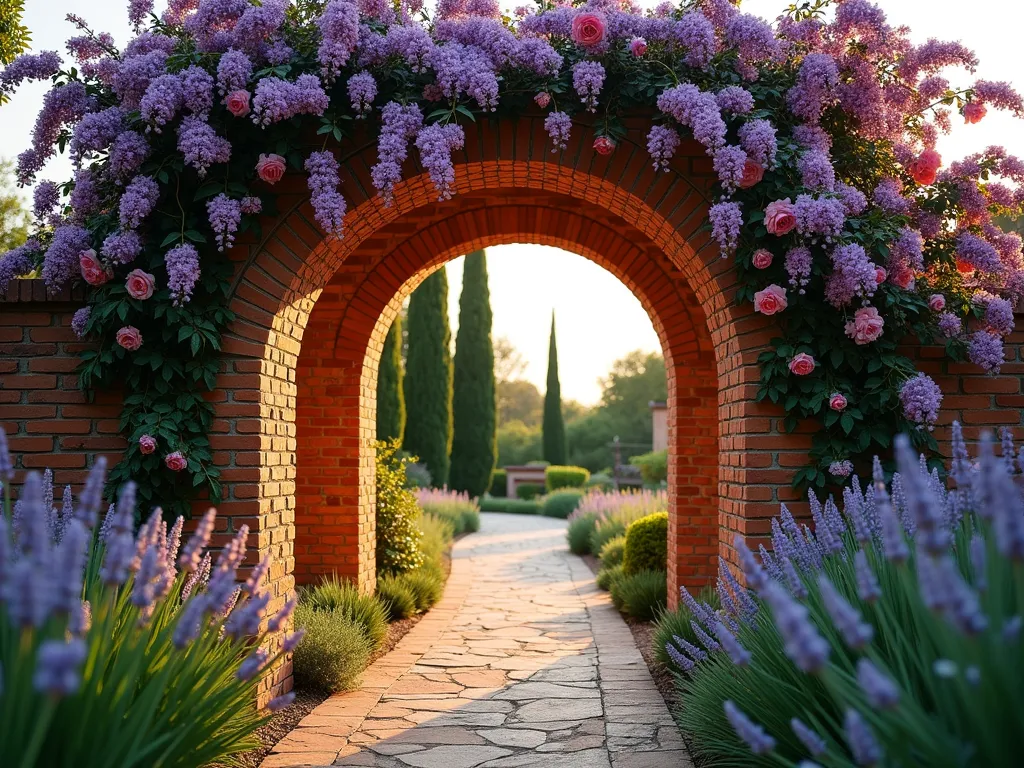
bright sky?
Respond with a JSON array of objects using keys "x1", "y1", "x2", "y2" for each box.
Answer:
[{"x1": 4, "y1": 1, "x2": 1022, "y2": 404}]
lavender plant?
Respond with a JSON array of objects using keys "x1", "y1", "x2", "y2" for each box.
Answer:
[
  {"x1": 0, "y1": 430, "x2": 297, "y2": 767},
  {"x1": 673, "y1": 423, "x2": 1024, "y2": 767}
]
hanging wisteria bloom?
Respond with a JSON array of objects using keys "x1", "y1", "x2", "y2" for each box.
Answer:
[
  {"x1": 207, "y1": 195, "x2": 242, "y2": 251},
  {"x1": 544, "y1": 111, "x2": 571, "y2": 152},
  {"x1": 709, "y1": 201, "x2": 743, "y2": 257},
  {"x1": 416, "y1": 123, "x2": 465, "y2": 201},
  {"x1": 900, "y1": 373, "x2": 943, "y2": 428},
  {"x1": 371, "y1": 102, "x2": 423, "y2": 203},
  {"x1": 166, "y1": 243, "x2": 201, "y2": 306},
  {"x1": 304, "y1": 150, "x2": 346, "y2": 236},
  {"x1": 347, "y1": 71, "x2": 376, "y2": 116},
  {"x1": 572, "y1": 61, "x2": 605, "y2": 112},
  {"x1": 648, "y1": 125, "x2": 680, "y2": 172}
]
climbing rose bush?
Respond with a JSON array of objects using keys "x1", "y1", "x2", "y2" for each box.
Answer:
[
  {"x1": 0, "y1": 0, "x2": 1022, "y2": 508},
  {"x1": 672, "y1": 422, "x2": 1024, "y2": 767},
  {"x1": 0, "y1": 431, "x2": 298, "y2": 766}
]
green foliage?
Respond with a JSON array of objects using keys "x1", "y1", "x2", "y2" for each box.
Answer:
[
  {"x1": 403, "y1": 270, "x2": 453, "y2": 486},
  {"x1": 449, "y1": 251, "x2": 498, "y2": 497},
  {"x1": 566, "y1": 512, "x2": 598, "y2": 555},
  {"x1": 496, "y1": 420, "x2": 543, "y2": 467},
  {"x1": 622, "y1": 512, "x2": 669, "y2": 575},
  {"x1": 417, "y1": 512, "x2": 453, "y2": 565},
  {"x1": 598, "y1": 535, "x2": 626, "y2": 568},
  {"x1": 396, "y1": 569, "x2": 445, "y2": 612},
  {"x1": 586, "y1": 472, "x2": 615, "y2": 490},
  {"x1": 292, "y1": 604, "x2": 372, "y2": 693},
  {"x1": 545, "y1": 465, "x2": 591, "y2": 491},
  {"x1": 542, "y1": 313, "x2": 566, "y2": 465},
  {"x1": 0, "y1": 1, "x2": 30, "y2": 84},
  {"x1": 596, "y1": 564, "x2": 625, "y2": 591},
  {"x1": 403, "y1": 461, "x2": 432, "y2": 488},
  {"x1": 301, "y1": 576, "x2": 389, "y2": 653},
  {"x1": 478, "y1": 497, "x2": 541, "y2": 514},
  {"x1": 516, "y1": 482, "x2": 545, "y2": 500},
  {"x1": 376, "y1": 315, "x2": 406, "y2": 444},
  {"x1": 609, "y1": 570, "x2": 667, "y2": 621},
  {"x1": 375, "y1": 440, "x2": 424, "y2": 576},
  {"x1": 541, "y1": 489, "x2": 584, "y2": 519},
  {"x1": 0, "y1": 159, "x2": 29, "y2": 251},
  {"x1": 375, "y1": 575, "x2": 417, "y2": 621},
  {"x1": 498, "y1": 379, "x2": 542, "y2": 426},
  {"x1": 489, "y1": 468, "x2": 507, "y2": 497},
  {"x1": 652, "y1": 586, "x2": 719, "y2": 672},
  {"x1": 630, "y1": 449, "x2": 668, "y2": 486},
  {"x1": 417, "y1": 492, "x2": 480, "y2": 535}
]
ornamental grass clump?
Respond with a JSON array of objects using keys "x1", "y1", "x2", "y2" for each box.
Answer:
[
  {"x1": 301, "y1": 576, "x2": 389, "y2": 652},
  {"x1": 414, "y1": 487, "x2": 480, "y2": 534},
  {"x1": 0, "y1": 435, "x2": 297, "y2": 768},
  {"x1": 674, "y1": 423, "x2": 1024, "y2": 768},
  {"x1": 566, "y1": 488, "x2": 668, "y2": 556}
]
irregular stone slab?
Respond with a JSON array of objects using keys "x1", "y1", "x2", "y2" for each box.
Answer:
[
  {"x1": 493, "y1": 682, "x2": 600, "y2": 701},
  {"x1": 516, "y1": 698, "x2": 603, "y2": 722},
  {"x1": 395, "y1": 745, "x2": 513, "y2": 768},
  {"x1": 476, "y1": 728, "x2": 548, "y2": 748}
]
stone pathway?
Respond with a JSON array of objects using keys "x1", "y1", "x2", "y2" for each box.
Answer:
[{"x1": 263, "y1": 513, "x2": 692, "y2": 768}]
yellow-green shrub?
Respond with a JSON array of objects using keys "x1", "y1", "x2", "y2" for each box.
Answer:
[
  {"x1": 545, "y1": 465, "x2": 590, "y2": 491},
  {"x1": 622, "y1": 512, "x2": 668, "y2": 575}
]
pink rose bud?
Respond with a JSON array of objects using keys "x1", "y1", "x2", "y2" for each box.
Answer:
[
  {"x1": 753, "y1": 284, "x2": 788, "y2": 315},
  {"x1": 164, "y1": 451, "x2": 188, "y2": 472},
  {"x1": 875, "y1": 267, "x2": 887, "y2": 284},
  {"x1": 116, "y1": 325, "x2": 143, "y2": 351},
  {"x1": 738, "y1": 159, "x2": 764, "y2": 189},
  {"x1": 844, "y1": 306, "x2": 885, "y2": 345},
  {"x1": 225, "y1": 89, "x2": 251, "y2": 117},
  {"x1": 764, "y1": 199, "x2": 797, "y2": 235},
  {"x1": 571, "y1": 12, "x2": 607, "y2": 47},
  {"x1": 963, "y1": 102, "x2": 986, "y2": 124},
  {"x1": 751, "y1": 249, "x2": 773, "y2": 269},
  {"x1": 534, "y1": 92, "x2": 551, "y2": 108},
  {"x1": 629, "y1": 37, "x2": 647, "y2": 56},
  {"x1": 125, "y1": 268, "x2": 156, "y2": 300},
  {"x1": 593, "y1": 136, "x2": 615, "y2": 156},
  {"x1": 928, "y1": 293, "x2": 946, "y2": 311},
  {"x1": 139, "y1": 435, "x2": 157, "y2": 455},
  {"x1": 829, "y1": 393, "x2": 848, "y2": 411},
  {"x1": 789, "y1": 353, "x2": 815, "y2": 376},
  {"x1": 79, "y1": 249, "x2": 110, "y2": 286},
  {"x1": 256, "y1": 153, "x2": 287, "y2": 185}
]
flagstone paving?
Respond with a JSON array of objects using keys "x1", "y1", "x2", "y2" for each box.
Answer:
[{"x1": 262, "y1": 512, "x2": 692, "y2": 768}]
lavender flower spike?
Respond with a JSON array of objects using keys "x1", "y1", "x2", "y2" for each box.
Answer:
[
  {"x1": 691, "y1": 620, "x2": 721, "y2": 654},
  {"x1": 74, "y1": 456, "x2": 107, "y2": 528},
  {"x1": 856, "y1": 658, "x2": 900, "y2": 709},
  {"x1": 894, "y1": 435, "x2": 950, "y2": 555},
  {"x1": 666, "y1": 642, "x2": 696, "y2": 672},
  {"x1": 673, "y1": 634, "x2": 708, "y2": 663},
  {"x1": 854, "y1": 550, "x2": 881, "y2": 603},
  {"x1": 733, "y1": 534, "x2": 767, "y2": 590},
  {"x1": 791, "y1": 717, "x2": 827, "y2": 756},
  {"x1": 724, "y1": 700, "x2": 776, "y2": 755},
  {"x1": 874, "y1": 458, "x2": 909, "y2": 563},
  {"x1": 761, "y1": 581, "x2": 829, "y2": 673},
  {"x1": 818, "y1": 575, "x2": 873, "y2": 649},
  {"x1": 844, "y1": 709, "x2": 883, "y2": 766},
  {"x1": 712, "y1": 620, "x2": 752, "y2": 666},
  {"x1": 34, "y1": 638, "x2": 87, "y2": 696}
]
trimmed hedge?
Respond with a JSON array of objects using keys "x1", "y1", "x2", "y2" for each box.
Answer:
[
  {"x1": 516, "y1": 482, "x2": 545, "y2": 500},
  {"x1": 545, "y1": 465, "x2": 590, "y2": 491},
  {"x1": 622, "y1": 512, "x2": 668, "y2": 575},
  {"x1": 489, "y1": 469, "x2": 507, "y2": 497},
  {"x1": 541, "y1": 489, "x2": 584, "y2": 519},
  {"x1": 480, "y1": 497, "x2": 542, "y2": 514}
]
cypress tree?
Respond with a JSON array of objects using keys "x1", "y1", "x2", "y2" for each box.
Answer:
[
  {"x1": 376, "y1": 314, "x2": 406, "y2": 443},
  {"x1": 402, "y1": 269, "x2": 453, "y2": 486},
  {"x1": 449, "y1": 250, "x2": 497, "y2": 496},
  {"x1": 542, "y1": 312, "x2": 567, "y2": 465}
]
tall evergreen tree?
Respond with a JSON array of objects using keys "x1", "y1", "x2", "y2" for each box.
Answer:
[
  {"x1": 449, "y1": 251, "x2": 497, "y2": 496},
  {"x1": 542, "y1": 312, "x2": 567, "y2": 465},
  {"x1": 376, "y1": 314, "x2": 406, "y2": 443},
  {"x1": 402, "y1": 269, "x2": 453, "y2": 486}
]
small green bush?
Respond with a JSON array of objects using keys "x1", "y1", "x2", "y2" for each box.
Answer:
[
  {"x1": 542, "y1": 489, "x2": 584, "y2": 519},
  {"x1": 566, "y1": 512, "x2": 598, "y2": 555},
  {"x1": 586, "y1": 472, "x2": 614, "y2": 490},
  {"x1": 629, "y1": 449, "x2": 668, "y2": 485},
  {"x1": 622, "y1": 511, "x2": 668, "y2": 575},
  {"x1": 375, "y1": 575, "x2": 418, "y2": 621},
  {"x1": 652, "y1": 586, "x2": 720, "y2": 672},
  {"x1": 398, "y1": 569, "x2": 445, "y2": 612},
  {"x1": 545, "y1": 465, "x2": 590, "y2": 491},
  {"x1": 293, "y1": 604, "x2": 373, "y2": 693},
  {"x1": 610, "y1": 570, "x2": 667, "y2": 621},
  {"x1": 596, "y1": 563, "x2": 624, "y2": 591},
  {"x1": 598, "y1": 535, "x2": 626, "y2": 568},
  {"x1": 302, "y1": 576, "x2": 389, "y2": 652},
  {"x1": 589, "y1": 516, "x2": 628, "y2": 556},
  {"x1": 490, "y1": 469, "x2": 507, "y2": 496},
  {"x1": 418, "y1": 513, "x2": 454, "y2": 566},
  {"x1": 375, "y1": 440, "x2": 424, "y2": 575},
  {"x1": 516, "y1": 482, "x2": 545, "y2": 500}
]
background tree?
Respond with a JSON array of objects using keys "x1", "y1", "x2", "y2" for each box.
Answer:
[
  {"x1": 449, "y1": 250, "x2": 497, "y2": 496},
  {"x1": 0, "y1": 159, "x2": 29, "y2": 252},
  {"x1": 402, "y1": 269, "x2": 453, "y2": 486},
  {"x1": 542, "y1": 312, "x2": 566, "y2": 464},
  {"x1": 376, "y1": 315, "x2": 405, "y2": 444},
  {"x1": 0, "y1": 2, "x2": 30, "y2": 106},
  {"x1": 493, "y1": 336, "x2": 527, "y2": 381}
]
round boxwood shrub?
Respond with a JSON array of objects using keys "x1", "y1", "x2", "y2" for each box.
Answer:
[
  {"x1": 302, "y1": 576, "x2": 389, "y2": 652},
  {"x1": 516, "y1": 482, "x2": 545, "y2": 500},
  {"x1": 566, "y1": 512, "x2": 598, "y2": 555},
  {"x1": 376, "y1": 575, "x2": 418, "y2": 621},
  {"x1": 293, "y1": 604, "x2": 372, "y2": 693},
  {"x1": 545, "y1": 465, "x2": 590, "y2": 491},
  {"x1": 610, "y1": 570, "x2": 667, "y2": 621},
  {"x1": 599, "y1": 535, "x2": 626, "y2": 569},
  {"x1": 542, "y1": 489, "x2": 584, "y2": 519},
  {"x1": 596, "y1": 564, "x2": 624, "y2": 591},
  {"x1": 622, "y1": 512, "x2": 668, "y2": 575},
  {"x1": 490, "y1": 469, "x2": 507, "y2": 497}
]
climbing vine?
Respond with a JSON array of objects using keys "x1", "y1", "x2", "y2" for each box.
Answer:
[{"x1": 0, "y1": 0, "x2": 1022, "y2": 514}]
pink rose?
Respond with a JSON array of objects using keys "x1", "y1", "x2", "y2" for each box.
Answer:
[
  {"x1": 571, "y1": 12, "x2": 606, "y2": 47},
  {"x1": 164, "y1": 451, "x2": 188, "y2": 472},
  {"x1": 225, "y1": 89, "x2": 251, "y2": 117},
  {"x1": 79, "y1": 249, "x2": 110, "y2": 286},
  {"x1": 738, "y1": 159, "x2": 764, "y2": 189},
  {"x1": 593, "y1": 136, "x2": 615, "y2": 156},
  {"x1": 753, "y1": 284, "x2": 788, "y2": 315},
  {"x1": 125, "y1": 268, "x2": 155, "y2": 300},
  {"x1": 139, "y1": 434, "x2": 157, "y2": 455},
  {"x1": 928, "y1": 293, "x2": 946, "y2": 311},
  {"x1": 875, "y1": 267, "x2": 887, "y2": 285},
  {"x1": 765, "y1": 198, "x2": 796, "y2": 235},
  {"x1": 845, "y1": 306, "x2": 885, "y2": 345},
  {"x1": 116, "y1": 325, "x2": 143, "y2": 351},
  {"x1": 890, "y1": 266, "x2": 915, "y2": 290},
  {"x1": 629, "y1": 37, "x2": 647, "y2": 57},
  {"x1": 534, "y1": 91, "x2": 551, "y2": 108},
  {"x1": 751, "y1": 249, "x2": 773, "y2": 269},
  {"x1": 908, "y1": 149, "x2": 941, "y2": 185},
  {"x1": 963, "y1": 102, "x2": 986, "y2": 124},
  {"x1": 829, "y1": 393, "x2": 848, "y2": 411},
  {"x1": 256, "y1": 153, "x2": 287, "y2": 185},
  {"x1": 789, "y1": 353, "x2": 815, "y2": 376}
]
